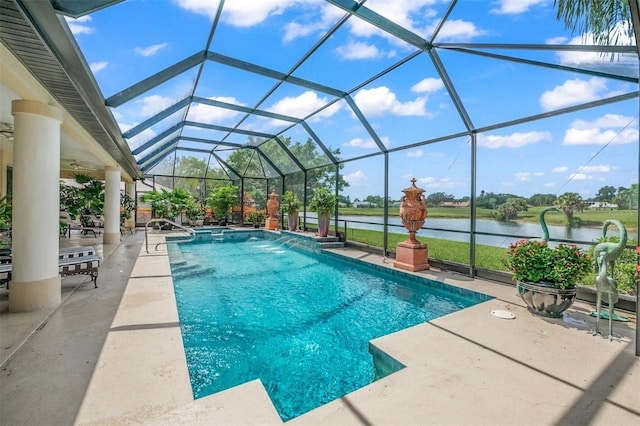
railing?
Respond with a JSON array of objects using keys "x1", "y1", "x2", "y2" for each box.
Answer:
[
  {"x1": 144, "y1": 219, "x2": 196, "y2": 253},
  {"x1": 323, "y1": 217, "x2": 606, "y2": 248}
]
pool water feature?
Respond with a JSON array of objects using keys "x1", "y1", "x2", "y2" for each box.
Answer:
[{"x1": 168, "y1": 236, "x2": 490, "y2": 421}]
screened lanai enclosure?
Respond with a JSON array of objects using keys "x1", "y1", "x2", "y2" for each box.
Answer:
[{"x1": 4, "y1": 1, "x2": 639, "y2": 280}]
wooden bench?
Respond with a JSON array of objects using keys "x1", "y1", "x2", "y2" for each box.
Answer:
[{"x1": 0, "y1": 246, "x2": 101, "y2": 289}]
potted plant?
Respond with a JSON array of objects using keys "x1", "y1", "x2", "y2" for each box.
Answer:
[
  {"x1": 247, "y1": 210, "x2": 266, "y2": 228},
  {"x1": 308, "y1": 187, "x2": 337, "y2": 238},
  {"x1": 281, "y1": 190, "x2": 302, "y2": 231},
  {"x1": 0, "y1": 196, "x2": 11, "y2": 248},
  {"x1": 185, "y1": 199, "x2": 205, "y2": 227},
  {"x1": 505, "y1": 239, "x2": 592, "y2": 317},
  {"x1": 120, "y1": 190, "x2": 136, "y2": 228},
  {"x1": 140, "y1": 189, "x2": 174, "y2": 229},
  {"x1": 206, "y1": 185, "x2": 238, "y2": 226},
  {"x1": 169, "y1": 188, "x2": 193, "y2": 225}
]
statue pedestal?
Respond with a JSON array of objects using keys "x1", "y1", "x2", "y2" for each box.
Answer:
[
  {"x1": 394, "y1": 242, "x2": 430, "y2": 272},
  {"x1": 265, "y1": 217, "x2": 279, "y2": 230}
]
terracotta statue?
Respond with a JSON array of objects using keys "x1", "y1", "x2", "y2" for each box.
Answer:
[
  {"x1": 399, "y1": 178, "x2": 427, "y2": 246},
  {"x1": 394, "y1": 178, "x2": 429, "y2": 272},
  {"x1": 265, "y1": 191, "x2": 280, "y2": 230},
  {"x1": 266, "y1": 191, "x2": 279, "y2": 219}
]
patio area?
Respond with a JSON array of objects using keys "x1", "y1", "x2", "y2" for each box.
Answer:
[{"x1": 1, "y1": 229, "x2": 638, "y2": 425}]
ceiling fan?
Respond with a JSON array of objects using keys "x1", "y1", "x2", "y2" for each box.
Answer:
[
  {"x1": 0, "y1": 123, "x2": 13, "y2": 141},
  {"x1": 63, "y1": 159, "x2": 96, "y2": 171}
]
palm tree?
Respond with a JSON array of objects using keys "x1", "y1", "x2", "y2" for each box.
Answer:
[
  {"x1": 554, "y1": 0, "x2": 634, "y2": 46},
  {"x1": 554, "y1": 192, "x2": 586, "y2": 223}
]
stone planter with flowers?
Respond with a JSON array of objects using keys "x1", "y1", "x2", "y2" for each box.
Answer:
[{"x1": 505, "y1": 239, "x2": 592, "y2": 318}]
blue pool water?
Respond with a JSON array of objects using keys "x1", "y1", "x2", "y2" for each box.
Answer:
[{"x1": 168, "y1": 236, "x2": 490, "y2": 421}]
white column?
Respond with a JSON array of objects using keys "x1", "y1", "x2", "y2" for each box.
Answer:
[
  {"x1": 124, "y1": 181, "x2": 135, "y2": 230},
  {"x1": 9, "y1": 100, "x2": 62, "y2": 312},
  {"x1": 103, "y1": 166, "x2": 121, "y2": 245}
]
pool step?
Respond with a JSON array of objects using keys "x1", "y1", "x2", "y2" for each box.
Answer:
[
  {"x1": 173, "y1": 266, "x2": 216, "y2": 279},
  {"x1": 315, "y1": 236, "x2": 344, "y2": 250},
  {"x1": 172, "y1": 262, "x2": 216, "y2": 277},
  {"x1": 318, "y1": 241, "x2": 344, "y2": 249}
]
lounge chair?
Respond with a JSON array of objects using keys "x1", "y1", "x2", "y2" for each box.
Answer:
[
  {"x1": 0, "y1": 246, "x2": 100, "y2": 288},
  {"x1": 60, "y1": 211, "x2": 96, "y2": 238},
  {"x1": 84, "y1": 214, "x2": 104, "y2": 234}
]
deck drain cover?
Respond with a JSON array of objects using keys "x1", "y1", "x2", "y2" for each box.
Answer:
[{"x1": 491, "y1": 309, "x2": 516, "y2": 319}]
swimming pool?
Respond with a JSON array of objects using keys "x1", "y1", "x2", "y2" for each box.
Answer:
[{"x1": 168, "y1": 233, "x2": 491, "y2": 421}]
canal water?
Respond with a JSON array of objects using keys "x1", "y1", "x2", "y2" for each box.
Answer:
[{"x1": 305, "y1": 214, "x2": 616, "y2": 248}]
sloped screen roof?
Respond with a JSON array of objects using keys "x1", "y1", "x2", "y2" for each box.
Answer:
[{"x1": 59, "y1": 0, "x2": 637, "y2": 184}]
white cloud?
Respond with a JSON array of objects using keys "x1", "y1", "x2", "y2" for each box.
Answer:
[
  {"x1": 267, "y1": 91, "x2": 341, "y2": 120},
  {"x1": 177, "y1": 1, "x2": 335, "y2": 43},
  {"x1": 187, "y1": 97, "x2": 245, "y2": 124},
  {"x1": 135, "y1": 95, "x2": 175, "y2": 117},
  {"x1": 344, "y1": 136, "x2": 390, "y2": 149},
  {"x1": 177, "y1": 0, "x2": 313, "y2": 27},
  {"x1": 118, "y1": 123, "x2": 158, "y2": 151},
  {"x1": 417, "y1": 176, "x2": 459, "y2": 189},
  {"x1": 417, "y1": 176, "x2": 435, "y2": 185},
  {"x1": 407, "y1": 149, "x2": 423, "y2": 158},
  {"x1": 284, "y1": 21, "x2": 324, "y2": 42},
  {"x1": 553, "y1": 24, "x2": 635, "y2": 67},
  {"x1": 348, "y1": 0, "x2": 437, "y2": 39},
  {"x1": 546, "y1": 36, "x2": 568, "y2": 44},
  {"x1": 411, "y1": 78, "x2": 444, "y2": 93},
  {"x1": 344, "y1": 170, "x2": 368, "y2": 184},
  {"x1": 490, "y1": 0, "x2": 545, "y2": 14},
  {"x1": 128, "y1": 128, "x2": 158, "y2": 150},
  {"x1": 135, "y1": 43, "x2": 168, "y2": 57},
  {"x1": 90, "y1": 61, "x2": 108, "y2": 73},
  {"x1": 65, "y1": 15, "x2": 94, "y2": 35},
  {"x1": 435, "y1": 19, "x2": 484, "y2": 41},
  {"x1": 534, "y1": 171, "x2": 544, "y2": 176},
  {"x1": 539, "y1": 77, "x2": 610, "y2": 111},
  {"x1": 344, "y1": 137, "x2": 379, "y2": 149},
  {"x1": 335, "y1": 41, "x2": 383, "y2": 60},
  {"x1": 581, "y1": 165, "x2": 612, "y2": 173},
  {"x1": 563, "y1": 114, "x2": 638, "y2": 145},
  {"x1": 354, "y1": 86, "x2": 426, "y2": 117},
  {"x1": 283, "y1": 4, "x2": 340, "y2": 42},
  {"x1": 477, "y1": 131, "x2": 552, "y2": 149},
  {"x1": 569, "y1": 172, "x2": 588, "y2": 180},
  {"x1": 515, "y1": 172, "x2": 531, "y2": 181},
  {"x1": 552, "y1": 166, "x2": 569, "y2": 173},
  {"x1": 344, "y1": 1, "x2": 484, "y2": 46}
]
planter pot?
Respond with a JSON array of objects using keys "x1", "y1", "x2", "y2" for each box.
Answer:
[
  {"x1": 287, "y1": 211, "x2": 298, "y2": 231},
  {"x1": 399, "y1": 178, "x2": 427, "y2": 246},
  {"x1": 253, "y1": 223, "x2": 260, "y2": 228},
  {"x1": 317, "y1": 211, "x2": 330, "y2": 237},
  {"x1": 517, "y1": 281, "x2": 577, "y2": 318}
]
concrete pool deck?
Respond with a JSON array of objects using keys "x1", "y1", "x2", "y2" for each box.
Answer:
[{"x1": 1, "y1": 229, "x2": 639, "y2": 425}]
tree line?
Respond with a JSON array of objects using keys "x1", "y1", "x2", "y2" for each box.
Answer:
[{"x1": 350, "y1": 184, "x2": 637, "y2": 212}]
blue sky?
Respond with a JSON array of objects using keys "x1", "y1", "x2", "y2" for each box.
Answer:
[{"x1": 66, "y1": 0, "x2": 638, "y2": 201}]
